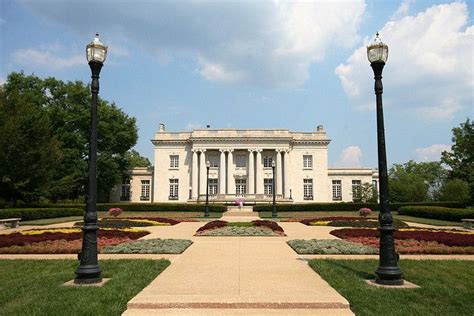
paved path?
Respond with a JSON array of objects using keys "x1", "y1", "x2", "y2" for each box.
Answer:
[{"x1": 124, "y1": 238, "x2": 352, "y2": 315}]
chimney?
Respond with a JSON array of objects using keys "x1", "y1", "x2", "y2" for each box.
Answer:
[
  {"x1": 206, "y1": 124, "x2": 211, "y2": 129},
  {"x1": 159, "y1": 123, "x2": 166, "y2": 132},
  {"x1": 316, "y1": 125, "x2": 324, "y2": 132}
]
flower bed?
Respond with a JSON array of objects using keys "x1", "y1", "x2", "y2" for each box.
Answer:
[
  {"x1": 195, "y1": 220, "x2": 285, "y2": 236},
  {"x1": 287, "y1": 239, "x2": 378, "y2": 255},
  {"x1": 74, "y1": 217, "x2": 180, "y2": 228},
  {"x1": 330, "y1": 228, "x2": 474, "y2": 254},
  {"x1": 102, "y1": 239, "x2": 193, "y2": 254},
  {"x1": 301, "y1": 216, "x2": 409, "y2": 228},
  {"x1": 0, "y1": 228, "x2": 149, "y2": 254}
]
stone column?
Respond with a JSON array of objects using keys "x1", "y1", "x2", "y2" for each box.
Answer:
[
  {"x1": 219, "y1": 149, "x2": 226, "y2": 194},
  {"x1": 227, "y1": 149, "x2": 235, "y2": 195},
  {"x1": 192, "y1": 150, "x2": 198, "y2": 199},
  {"x1": 255, "y1": 149, "x2": 263, "y2": 194},
  {"x1": 248, "y1": 149, "x2": 255, "y2": 194},
  {"x1": 199, "y1": 149, "x2": 207, "y2": 197},
  {"x1": 276, "y1": 149, "x2": 283, "y2": 195},
  {"x1": 283, "y1": 150, "x2": 290, "y2": 198}
]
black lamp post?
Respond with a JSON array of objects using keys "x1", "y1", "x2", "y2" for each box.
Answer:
[
  {"x1": 75, "y1": 33, "x2": 107, "y2": 284},
  {"x1": 367, "y1": 33, "x2": 403, "y2": 285},
  {"x1": 271, "y1": 160, "x2": 277, "y2": 218},
  {"x1": 204, "y1": 161, "x2": 210, "y2": 217}
]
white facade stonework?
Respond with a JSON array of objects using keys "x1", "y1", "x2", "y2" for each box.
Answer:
[{"x1": 111, "y1": 125, "x2": 378, "y2": 203}]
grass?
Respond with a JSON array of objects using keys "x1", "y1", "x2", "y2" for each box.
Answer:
[
  {"x1": 309, "y1": 259, "x2": 474, "y2": 315},
  {"x1": 20, "y1": 212, "x2": 222, "y2": 226},
  {"x1": 0, "y1": 259, "x2": 169, "y2": 315},
  {"x1": 393, "y1": 215, "x2": 462, "y2": 226},
  {"x1": 21, "y1": 216, "x2": 83, "y2": 225}
]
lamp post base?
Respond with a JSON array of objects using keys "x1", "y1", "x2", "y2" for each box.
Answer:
[
  {"x1": 375, "y1": 266, "x2": 404, "y2": 285},
  {"x1": 74, "y1": 265, "x2": 102, "y2": 284}
]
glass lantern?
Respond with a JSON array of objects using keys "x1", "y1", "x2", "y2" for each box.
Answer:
[
  {"x1": 367, "y1": 32, "x2": 388, "y2": 63},
  {"x1": 86, "y1": 33, "x2": 108, "y2": 63}
]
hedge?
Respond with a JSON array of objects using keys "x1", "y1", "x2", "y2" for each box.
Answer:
[
  {"x1": 253, "y1": 201, "x2": 468, "y2": 213},
  {"x1": 95, "y1": 203, "x2": 227, "y2": 213},
  {"x1": 0, "y1": 208, "x2": 83, "y2": 221},
  {"x1": 397, "y1": 206, "x2": 474, "y2": 222}
]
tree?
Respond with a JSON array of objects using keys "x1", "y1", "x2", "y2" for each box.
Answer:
[
  {"x1": 1, "y1": 72, "x2": 138, "y2": 203},
  {"x1": 387, "y1": 161, "x2": 444, "y2": 203},
  {"x1": 125, "y1": 149, "x2": 152, "y2": 168},
  {"x1": 359, "y1": 182, "x2": 378, "y2": 203},
  {"x1": 441, "y1": 118, "x2": 473, "y2": 202},
  {"x1": 0, "y1": 77, "x2": 61, "y2": 205},
  {"x1": 438, "y1": 179, "x2": 470, "y2": 202}
]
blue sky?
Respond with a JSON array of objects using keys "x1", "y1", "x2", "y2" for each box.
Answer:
[{"x1": 1, "y1": 0, "x2": 472, "y2": 168}]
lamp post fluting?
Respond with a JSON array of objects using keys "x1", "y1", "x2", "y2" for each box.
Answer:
[
  {"x1": 367, "y1": 33, "x2": 403, "y2": 285},
  {"x1": 75, "y1": 33, "x2": 107, "y2": 284},
  {"x1": 205, "y1": 161, "x2": 210, "y2": 217},
  {"x1": 271, "y1": 160, "x2": 277, "y2": 218}
]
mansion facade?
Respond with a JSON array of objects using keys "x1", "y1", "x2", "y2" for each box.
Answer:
[{"x1": 110, "y1": 124, "x2": 378, "y2": 204}]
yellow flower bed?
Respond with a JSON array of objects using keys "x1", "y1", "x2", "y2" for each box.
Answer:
[
  {"x1": 127, "y1": 219, "x2": 171, "y2": 226},
  {"x1": 309, "y1": 221, "x2": 332, "y2": 226},
  {"x1": 19, "y1": 227, "x2": 145, "y2": 235}
]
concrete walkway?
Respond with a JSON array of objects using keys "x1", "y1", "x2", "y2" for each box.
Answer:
[{"x1": 124, "y1": 238, "x2": 352, "y2": 315}]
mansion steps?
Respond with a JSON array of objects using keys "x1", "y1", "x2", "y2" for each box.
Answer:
[{"x1": 110, "y1": 124, "x2": 378, "y2": 204}]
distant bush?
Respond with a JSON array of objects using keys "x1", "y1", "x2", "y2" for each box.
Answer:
[
  {"x1": 254, "y1": 201, "x2": 468, "y2": 213},
  {"x1": 108, "y1": 207, "x2": 123, "y2": 217},
  {"x1": 0, "y1": 208, "x2": 83, "y2": 221},
  {"x1": 398, "y1": 206, "x2": 474, "y2": 222}
]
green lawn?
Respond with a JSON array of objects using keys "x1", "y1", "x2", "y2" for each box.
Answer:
[
  {"x1": 309, "y1": 259, "x2": 474, "y2": 316},
  {"x1": 21, "y1": 212, "x2": 223, "y2": 226},
  {"x1": 0, "y1": 259, "x2": 169, "y2": 315}
]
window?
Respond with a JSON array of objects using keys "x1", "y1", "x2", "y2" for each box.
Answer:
[
  {"x1": 209, "y1": 179, "x2": 218, "y2": 195},
  {"x1": 141, "y1": 180, "x2": 150, "y2": 200},
  {"x1": 120, "y1": 181, "x2": 130, "y2": 201},
  {"x1": 303, "y1": 179, "x2": 313, "y2": 200},
  {"x1": 235, "y1": 179, "x2": 247, "y2": 195},
  {"x1": 263, "y1": 156, "x2": 273, "y2": 168},
  {"x1": 169, "y1": 179, "x2": 179, "y2": 200},
  {"x1": 332, "y1": 180, "x2": 342, "y2": 201},
  {"x1": 303, "y1": 155, "x2": 313, "y2": 169},
  {"x1": 208, "y1": 155, "x2": 219, "y2": 168},
  {"x1": 352, "y1": 180, "x2": 362, "y2": 202},
  {"x1": 264, "y1": 178, "x2": 273, "y2": 195},
  {"x1": 170, "y1": 155, "x2": 179, "y2": 168},
  {"x1": 235, "y1": 155, "x2": 246, "y2": 168}
]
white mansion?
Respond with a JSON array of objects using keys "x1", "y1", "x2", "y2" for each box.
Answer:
[{"x1": 110, "y1": 124, "x2": 378, "y2": 204}]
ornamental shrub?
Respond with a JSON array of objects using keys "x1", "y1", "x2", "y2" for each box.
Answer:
[
  {"x1": 359, "y1": 208, "x2": 372, "y2": 217},
  {"x1": 108, "y1": 207, "x2": 123, "y2": 217},
  {"x1": 398, "y1": 206, "x2": 474, "y2": 221}
]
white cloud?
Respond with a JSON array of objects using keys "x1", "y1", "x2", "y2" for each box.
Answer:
[
  {"x1": 22, "y1": 0, "x2": 366, "y2": 88},
  {"x1": 12, "y1": 48, "x2": 84, "y2": 70},
  {"x1": 415, "y1": 144, "x2": 450, "y2": 161},
  {"x1": 390, "y1": 0, "x2": 414, "y2": 20},
  {"x1": 339, "y1": 146, "x2": 362, "y2": 167},
  {"x1": 0, "y1": 77, "x2": 5, "y2": 85},
  {"x1": 335, "y1": 2, "x2": 473, "y2": 120}
]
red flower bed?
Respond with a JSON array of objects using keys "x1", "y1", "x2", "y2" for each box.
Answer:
[
  {"x1": 196, "y1": 220, "x2": 228, "y2": 233},
  {"x1": 344, "y1": 237, "x2": 474, "y2": 254},
  {"x1": 0, "y1": 229, "x2": 148, "y2": 248},
  {"x1": 330, "y1": 228, "x2": 474, "y2": 247},
  {"x1": 0, "y1": 237, "x2": 135, "y2": 254}
]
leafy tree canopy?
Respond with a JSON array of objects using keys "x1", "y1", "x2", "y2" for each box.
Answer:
[
  {"x1": 125, "y1": 149, "x2": 152, "y2": 168},
  {"x1": 441, "y1": 118, "x2": 473, "y2": 202},
  {"x1": 0, "y1": 72, "x2": 139, "y2": 204}
]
